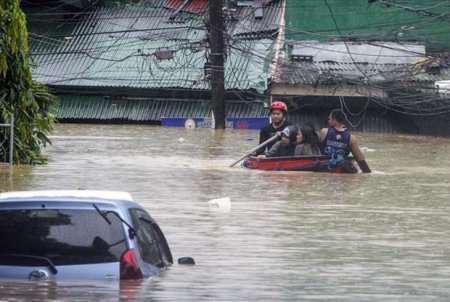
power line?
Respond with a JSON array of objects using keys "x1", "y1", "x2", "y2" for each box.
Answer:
[{"x1": 21, "y1": 0, "x2": 450, "y2": 117}]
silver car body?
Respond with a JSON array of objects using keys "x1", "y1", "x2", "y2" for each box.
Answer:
[{"x1": 0, "y1": 190, "x2": 171, "y2": 281}]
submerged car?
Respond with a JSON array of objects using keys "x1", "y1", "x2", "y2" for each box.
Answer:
[{"x1": 0, "y1": 190, "x2": 194, "y2": 281}]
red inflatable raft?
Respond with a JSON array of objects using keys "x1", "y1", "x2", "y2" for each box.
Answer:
[{"x1": 241, "y1": 155, "x2": 358, "y2": 173}]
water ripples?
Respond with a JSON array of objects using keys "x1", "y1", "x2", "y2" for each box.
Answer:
[{"x1": 1, "y1": 124, "x2": 450, "y2": 301}]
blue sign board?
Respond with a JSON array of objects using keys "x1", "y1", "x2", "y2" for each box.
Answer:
[{"x1": 161, "y1": 117, "x2": 269, "y2": 129}]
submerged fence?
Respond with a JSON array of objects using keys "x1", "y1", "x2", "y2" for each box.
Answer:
[{"x1": 0, "y1": 115, "x2": 14, "y2": 165}]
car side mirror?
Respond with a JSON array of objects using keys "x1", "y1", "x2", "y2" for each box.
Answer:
[{"x1": 177, "y1": 257, "x2": 195, "y2": 265}]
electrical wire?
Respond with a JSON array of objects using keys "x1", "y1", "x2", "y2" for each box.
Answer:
[{"x1": 18, "y1": 0, "x2": 450, "y2": 117}]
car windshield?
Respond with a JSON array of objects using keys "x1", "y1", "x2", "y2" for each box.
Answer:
[{"x1": 0, "y1": 209, "x2": 127, "y2": 266}]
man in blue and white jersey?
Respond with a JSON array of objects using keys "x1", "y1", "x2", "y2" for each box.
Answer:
[{"x1": 319, "y1": 109, "x2": 371, "y2": 173}]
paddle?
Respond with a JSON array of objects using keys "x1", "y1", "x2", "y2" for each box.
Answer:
[{"x1": 229, "y1": 133, "x2": 280, "y2": 167}]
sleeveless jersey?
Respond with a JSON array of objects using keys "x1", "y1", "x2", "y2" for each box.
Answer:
[{"x1": 321, "y1": 128, "x2": 351, "y2": 157}]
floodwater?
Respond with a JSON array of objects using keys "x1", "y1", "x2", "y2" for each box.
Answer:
[{"x1": 1, "y1": 124, "x2": 450, "y2": 301}]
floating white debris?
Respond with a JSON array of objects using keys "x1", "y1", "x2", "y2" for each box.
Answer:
[
  {"x1": 361, "y1": 147, "x2": 375, "y2": 152},
  {"x1": 177, "y1": 138, "x2": 185, "y2": 142},
  {"x1": 208, "y1": 197, "x2": 231, "y2": 212},
  {"x1": 435, "y1": 80, "x2": 450, "y2": 96}
]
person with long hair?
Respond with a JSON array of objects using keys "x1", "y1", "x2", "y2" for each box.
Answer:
[{"x1": 294, "y1": 123, "x2": 322, "y2": 156}]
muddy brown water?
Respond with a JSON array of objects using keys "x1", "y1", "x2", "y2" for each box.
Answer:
[{"x1": 1, "y1": 124, "x2": 450, "y2": 301}]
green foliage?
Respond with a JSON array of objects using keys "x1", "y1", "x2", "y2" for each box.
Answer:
[{"x1": 0, "y1": 0, "x2": 59, "y2": 164}]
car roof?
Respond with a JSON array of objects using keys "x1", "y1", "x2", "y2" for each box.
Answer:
[{"x1": 0, "y1": 190, "x2": 136, "y2": 206}]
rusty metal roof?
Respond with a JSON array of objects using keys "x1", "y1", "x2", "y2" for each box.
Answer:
[
  {"x1": 164, "y1": 0, "x2": 208, "y2": 14},
  {"x1": 226, "y1": 0, "x2": 283, "y2": 38},
  {"x1": 272, "y1": 60, "x2": 450, "y2": 86}
]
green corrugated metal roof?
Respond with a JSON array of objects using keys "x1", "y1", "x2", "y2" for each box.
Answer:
[
  {"x1": 285, "y1": 0, "x2": 450, "y2": 51},
  {"x1": 56, "y1": 96, "x2": 267, "y2": 121},
  {"x1": 27, "y1": 4, "x2": 274, "y2": 94}
]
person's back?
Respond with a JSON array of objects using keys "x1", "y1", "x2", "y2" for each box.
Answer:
[
  {"x1": 321, "y1": 126, "x2": 351, "y2": 157},
  {"x1": 319, "y1": 109, "x2": 371, "y2": 173}
]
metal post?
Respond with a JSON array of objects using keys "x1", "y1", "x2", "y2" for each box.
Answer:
[
  {"x1": 9, "y1": 115, "x2": 14, "y2": 165},
  {"x1": 209, "y1": 0, "x2": 226, "y2": 129}
]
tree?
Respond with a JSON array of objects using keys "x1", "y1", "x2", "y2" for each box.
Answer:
[{"x1": 0, "y1": 0, "x2": 58, "y2": 164}]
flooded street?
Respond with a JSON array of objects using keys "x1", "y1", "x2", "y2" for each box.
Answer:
[{"x1": 1, "y1": 124, "x2": 450, "y2": 301}]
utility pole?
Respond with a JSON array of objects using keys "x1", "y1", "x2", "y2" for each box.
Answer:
[{"x1": 209, "y1": 0, "x2": 226, "y2": 129}]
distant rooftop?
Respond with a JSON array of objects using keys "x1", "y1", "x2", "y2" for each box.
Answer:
[
  {"x1": 290, "y1": 41, "x2": 426, "y2": 64},
  {"x1": 273, "y1": 41, "x2": 450, "y2": 87}
]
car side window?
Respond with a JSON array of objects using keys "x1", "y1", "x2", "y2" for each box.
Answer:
[{"x1": 129, "y1": 209, "x2": 165, "y2": 267}]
